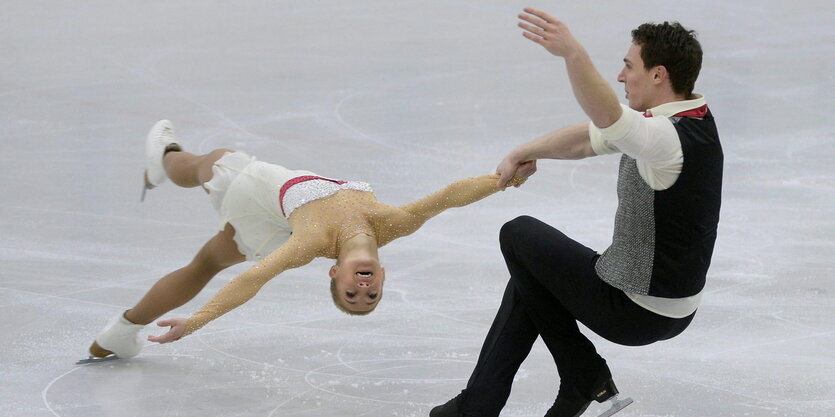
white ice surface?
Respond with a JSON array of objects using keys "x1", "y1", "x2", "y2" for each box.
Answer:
[{"x1": 1, "y1": 1, "x2": 833, "y2": 416}]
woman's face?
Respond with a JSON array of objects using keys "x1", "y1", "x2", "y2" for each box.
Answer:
[{"x1": 330, "y1": 257, "x2": 385, "y2": 313}]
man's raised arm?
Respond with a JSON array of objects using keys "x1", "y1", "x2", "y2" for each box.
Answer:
[{"x1": 518, "y1": 8, "x2": 622, "y2": 127}]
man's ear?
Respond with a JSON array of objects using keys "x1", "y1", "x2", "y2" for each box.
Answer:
[
  {"x1": 652, "y1": 65, "x2": 668, "y2": 85},
  {"x1": 329, "y1": 264, "x2": 338, "y2": 279}
]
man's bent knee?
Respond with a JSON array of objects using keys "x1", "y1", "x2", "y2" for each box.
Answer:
[{"x1": 499, "y1": 215, "x2": 541, "y2": 244}]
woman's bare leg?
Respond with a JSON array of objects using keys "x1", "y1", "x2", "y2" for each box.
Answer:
[
  {"x1": 125, "y1": 147, "x2": 241, "y2": 324},
  {"x1": 162, "y1": 148, "x2": 233, "y2": 189},
  {"x1": 124, "y1": 223, "x2": 246, "y2": 325},
  {"x1": 89, "y1": 148, "x2": 247, "y2": 357}
]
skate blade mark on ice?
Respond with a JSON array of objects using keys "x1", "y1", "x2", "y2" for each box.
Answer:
[{"x1": 596, "y1": 395, "x2": 633, "y2": 417}]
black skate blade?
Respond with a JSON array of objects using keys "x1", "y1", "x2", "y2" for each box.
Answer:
[
  {"x1": 597, "y1": 396, "x2": 633, "y2": 417},
  {"x1": 76, "y1": 355, "x2": 120, "y2": 365}
]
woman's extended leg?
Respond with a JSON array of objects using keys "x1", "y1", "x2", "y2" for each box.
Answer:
[
  {"x1": 124, "y1": 223, "x2": 245, "y2": 325},
  {"x1": 90, "y1": 147, "x2": 242, "y2": 358},
  {"x1": 127, "y1": 147, "x2": 241, "y2": 324}
]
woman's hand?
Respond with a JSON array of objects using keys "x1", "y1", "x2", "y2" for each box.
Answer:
[{"x1": 147, "y1": 317, "x2": 188, "y2": 344}]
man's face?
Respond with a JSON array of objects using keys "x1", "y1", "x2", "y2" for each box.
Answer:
[
  {"x1": 617, "y1": 43, "x2": 655, "y2": 111},
  {"x1": 330, "y1": 257, "x2": 385, "y2": 313}
]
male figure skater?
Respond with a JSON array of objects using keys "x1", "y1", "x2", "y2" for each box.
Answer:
[
  {"x1": 86, "y1": 121, "x2": 524, "y2": 361},
  {"x1": 432, "y1": 8, "x2": 721, "y2": 417}
]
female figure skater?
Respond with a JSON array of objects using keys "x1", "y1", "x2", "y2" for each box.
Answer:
[{"x1": 87, "y1": 120, "x2": 525, "y2": 360}]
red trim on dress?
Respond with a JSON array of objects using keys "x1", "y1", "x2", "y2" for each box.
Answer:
[{"x1": 279, "y1": 176, "x2": 347, "y2": 217}]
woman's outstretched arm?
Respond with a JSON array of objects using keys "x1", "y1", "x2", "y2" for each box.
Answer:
[
  {"x1": 400, "y1": 174, "x2": 503, "y2": 221},
  {"x1": 148, "y1": 234, "x2": 322, "y2": 343}
]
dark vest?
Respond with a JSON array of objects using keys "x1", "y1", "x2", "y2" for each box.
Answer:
[{"x1": 594, "y1": 108, "x2": 723, "y2": 298}]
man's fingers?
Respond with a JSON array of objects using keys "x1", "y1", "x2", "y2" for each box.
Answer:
[
  {"x1": 521, "y1": 160, "x2": 537, "y2": 175},
  {"x1": 518, "y1": 22, "x2": 545, "y2": 38},
  {"x1": 518, "y1": 12, "x2": 548, "y2": 29},
  {"x1": 496, "y1": 170, "x2": 515, "y2": 190},
  {"x1": 522, "y1": 32, "x2": 546, "y2": 45},
  {"x1": 523, "y1": 7, "x2": 557, "y2": 24},
  {"x1": 496, "y1": 175, "x2": 509, "y2": 190}
]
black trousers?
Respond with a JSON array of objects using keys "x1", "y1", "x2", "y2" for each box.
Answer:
[{"x1": 460, "y1": 216, "x2": 694, "y2": 416}]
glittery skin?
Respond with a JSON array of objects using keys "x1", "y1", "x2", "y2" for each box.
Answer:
[{"x1": 183, "y1": 173, "x2": 520, "y2": 336}]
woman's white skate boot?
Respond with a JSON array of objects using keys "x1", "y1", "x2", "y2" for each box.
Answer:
[
  {"x1": 141, "y1": 119, "x2": 182, "y2": 201},
  {"x1": 89, "y1": 312, "x2": 145, "y2": 359}
]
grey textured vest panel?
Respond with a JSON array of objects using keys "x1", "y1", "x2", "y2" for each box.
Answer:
[
  {"x1": 595, "y1": 110, "x2": 723, "y2": 298},
  {"x1": 595, "y1": 157, "x2": 655, "y2": 294}
]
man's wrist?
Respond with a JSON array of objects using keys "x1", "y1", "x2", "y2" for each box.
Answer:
[
  {"x1": 510, "y1": 146, "x2": 532, "y2": 164},
  {"x1": 562, "y1": 42, "x2": 587, "y2": 63}
]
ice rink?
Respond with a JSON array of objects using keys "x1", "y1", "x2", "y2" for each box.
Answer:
[{"x1": 2, "y1": 1, "x2": 833, "y2": 416}]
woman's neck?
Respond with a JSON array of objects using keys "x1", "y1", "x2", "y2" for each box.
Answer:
[{"x1": 335, "y1": 221, "x2": 377, "y2": 258}]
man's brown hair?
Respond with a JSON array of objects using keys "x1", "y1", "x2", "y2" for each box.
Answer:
[{"x1": 631, "y1": 22, "x2": 703, "y2": 98}]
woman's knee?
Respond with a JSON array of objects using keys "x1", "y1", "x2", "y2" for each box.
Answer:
[
  {"x1": 191, "y1": 234, "x2": 244, "y2": 276},
  {"x1": 208, "y1": 148, "x2": 234, "y2": 159},
  {"x1": 197, "y1": 149, "x2": 235, "y2": 184},
  {"x1": 189, "y1": 252, "x2": 244, "y2": 281},
  {"x1": 188, "y1": 253, "x2": 225, "y2": 278}
]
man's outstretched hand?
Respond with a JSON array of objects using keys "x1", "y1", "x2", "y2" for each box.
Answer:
[
  {"x1": 147, "y1": 318, "x2": 187, "y2": 344},
  {"x1": 518, "y1": 8, "x2": 581, "y2": 58}
]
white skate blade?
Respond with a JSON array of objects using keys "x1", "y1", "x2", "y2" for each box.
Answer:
[
  {"x1": 597, "y1": 396, "x2": 633, "y2": 417},
  {"x1": 76, "y1": 355, "x2": 120, "y2": 365}
]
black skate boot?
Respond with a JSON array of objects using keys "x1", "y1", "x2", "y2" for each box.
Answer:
[
  {"x1": 430, "y1": 390, "x2": 467, "y2": 417},
  {"x1": 544, "y1": 378, "x2": 619, "y2": 417}
]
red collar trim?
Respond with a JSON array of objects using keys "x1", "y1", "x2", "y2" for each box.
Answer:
[{"x1": 644, "y1": 104, "x2": 708, "y2": 118}]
